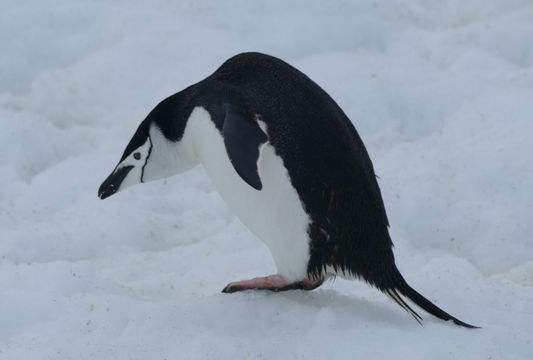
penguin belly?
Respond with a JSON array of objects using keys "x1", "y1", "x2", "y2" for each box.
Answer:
[{"x1": 184, "y1": 107, "x2": 311, "y2": 282}]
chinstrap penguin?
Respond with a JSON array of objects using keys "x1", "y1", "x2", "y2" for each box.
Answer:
[{"x1": 98, "y1": 52, "x2": 477, "y2": 328}]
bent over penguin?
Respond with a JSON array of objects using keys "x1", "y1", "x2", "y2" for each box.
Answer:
[{"x1": 98, "y1": 52, "x2": 477, "y2": 328}]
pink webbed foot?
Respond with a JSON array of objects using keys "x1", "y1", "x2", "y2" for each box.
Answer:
[{"x1": 222, "y1": 274, "x2": 324, "y2": 293}]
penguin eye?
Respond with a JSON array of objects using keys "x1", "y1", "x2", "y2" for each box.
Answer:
[{"x1": 133, "y1": 152, "x2": 141, "y2": 160}]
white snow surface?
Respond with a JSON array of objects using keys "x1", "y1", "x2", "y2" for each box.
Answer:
[{"x1": 1, "y1": 0, "x2": 532, "y2": 359}]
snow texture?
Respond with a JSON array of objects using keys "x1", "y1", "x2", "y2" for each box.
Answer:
[{"x1": 1, "y1": 0, "x2": 532, "y2": 359}]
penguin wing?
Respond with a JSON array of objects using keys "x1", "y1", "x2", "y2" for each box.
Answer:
[{"x1": 222, "y1": 103, "x2": 268, "y2": 190}]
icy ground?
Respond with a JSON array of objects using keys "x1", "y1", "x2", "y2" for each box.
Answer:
[{"x1": 1, "y1": 0, "x2": 532, "y2": 359}]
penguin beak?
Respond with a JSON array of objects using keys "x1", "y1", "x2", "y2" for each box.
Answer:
[{"x1": 98, "y1": 166, "x2": 134, "y2": 199}]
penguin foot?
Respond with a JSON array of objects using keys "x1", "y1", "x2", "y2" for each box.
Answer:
[{"x1": 222, "y1": 275, "x2": 324, "y2": 293}]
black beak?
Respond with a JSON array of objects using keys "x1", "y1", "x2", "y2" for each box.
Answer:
[{"x1": 98, "y1": 166, "x2": 134, "y2": 199}]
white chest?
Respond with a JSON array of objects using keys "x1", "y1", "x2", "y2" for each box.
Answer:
[{"x1": 183, "y1": 107, "x2": 311, "y2": 282}]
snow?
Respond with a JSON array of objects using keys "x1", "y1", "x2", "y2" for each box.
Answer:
[{"x1": 1, "y1": 0, "x2": 532, "y2": 358}]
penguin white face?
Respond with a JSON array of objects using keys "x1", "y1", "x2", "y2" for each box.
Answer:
[
  {"x1": 98, "y1": 120, "x2": 197, "y2": 199},
  {"x1": 98, "y1": 136, "x2": 152, "y2": 199}
]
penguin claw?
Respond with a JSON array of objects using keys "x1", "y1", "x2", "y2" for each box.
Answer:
[{"x1": 221, "y1": 284, "x2": 244, "y2": 293}]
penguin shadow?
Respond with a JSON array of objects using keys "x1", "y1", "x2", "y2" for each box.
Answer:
[
  {"x1": 279, "y1": 288, "x2": 414, "y2": 328},
  {"x1": 206, "y1": 286, "x2": 416, "y2": 336}
]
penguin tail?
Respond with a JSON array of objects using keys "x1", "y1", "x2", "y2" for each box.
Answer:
[{"x1": 384, "y1": 275, "x2": 479, "y2": 329}]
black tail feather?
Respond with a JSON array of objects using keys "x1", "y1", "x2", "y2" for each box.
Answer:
[
  {"x1": 390, "y1": 279, "x2": 479, "y2": 329},
  {"x1": 385, "y1": 288, "x2": 423, "y2": 324}
]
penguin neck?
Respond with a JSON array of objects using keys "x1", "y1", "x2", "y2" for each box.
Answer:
[
  {"x1": 141, "y1": 122, "x2": 199, "y2": 182},
  {"x1": 181, "y1": 106, "x2": 219, "y2": 164}
]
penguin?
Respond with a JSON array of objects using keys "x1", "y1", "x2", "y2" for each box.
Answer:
[{"x1": 98, "y1": 52, "x2": 477, "y2": 328}]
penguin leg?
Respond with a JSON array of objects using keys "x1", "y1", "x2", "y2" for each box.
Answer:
[{"x1": 222, "y1": 275, "x2": 324, "y2": 293}]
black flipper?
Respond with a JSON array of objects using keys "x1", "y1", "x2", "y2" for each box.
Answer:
[{"x1": 222, "y1": 103, "x2": 268, "y2": 190}]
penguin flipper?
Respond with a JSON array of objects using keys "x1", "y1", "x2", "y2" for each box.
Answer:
[{"x1": 222, "y1": 103, "x2": 268, "y2": 190}]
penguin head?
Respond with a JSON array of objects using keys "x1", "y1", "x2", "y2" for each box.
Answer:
[{"x1": 98, "y1": 94, "x2": 198, "y2": 199}]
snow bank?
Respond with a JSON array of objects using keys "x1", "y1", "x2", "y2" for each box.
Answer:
[{"x1": 1, "y1": 0, "x2": 532, "y2": 359}]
